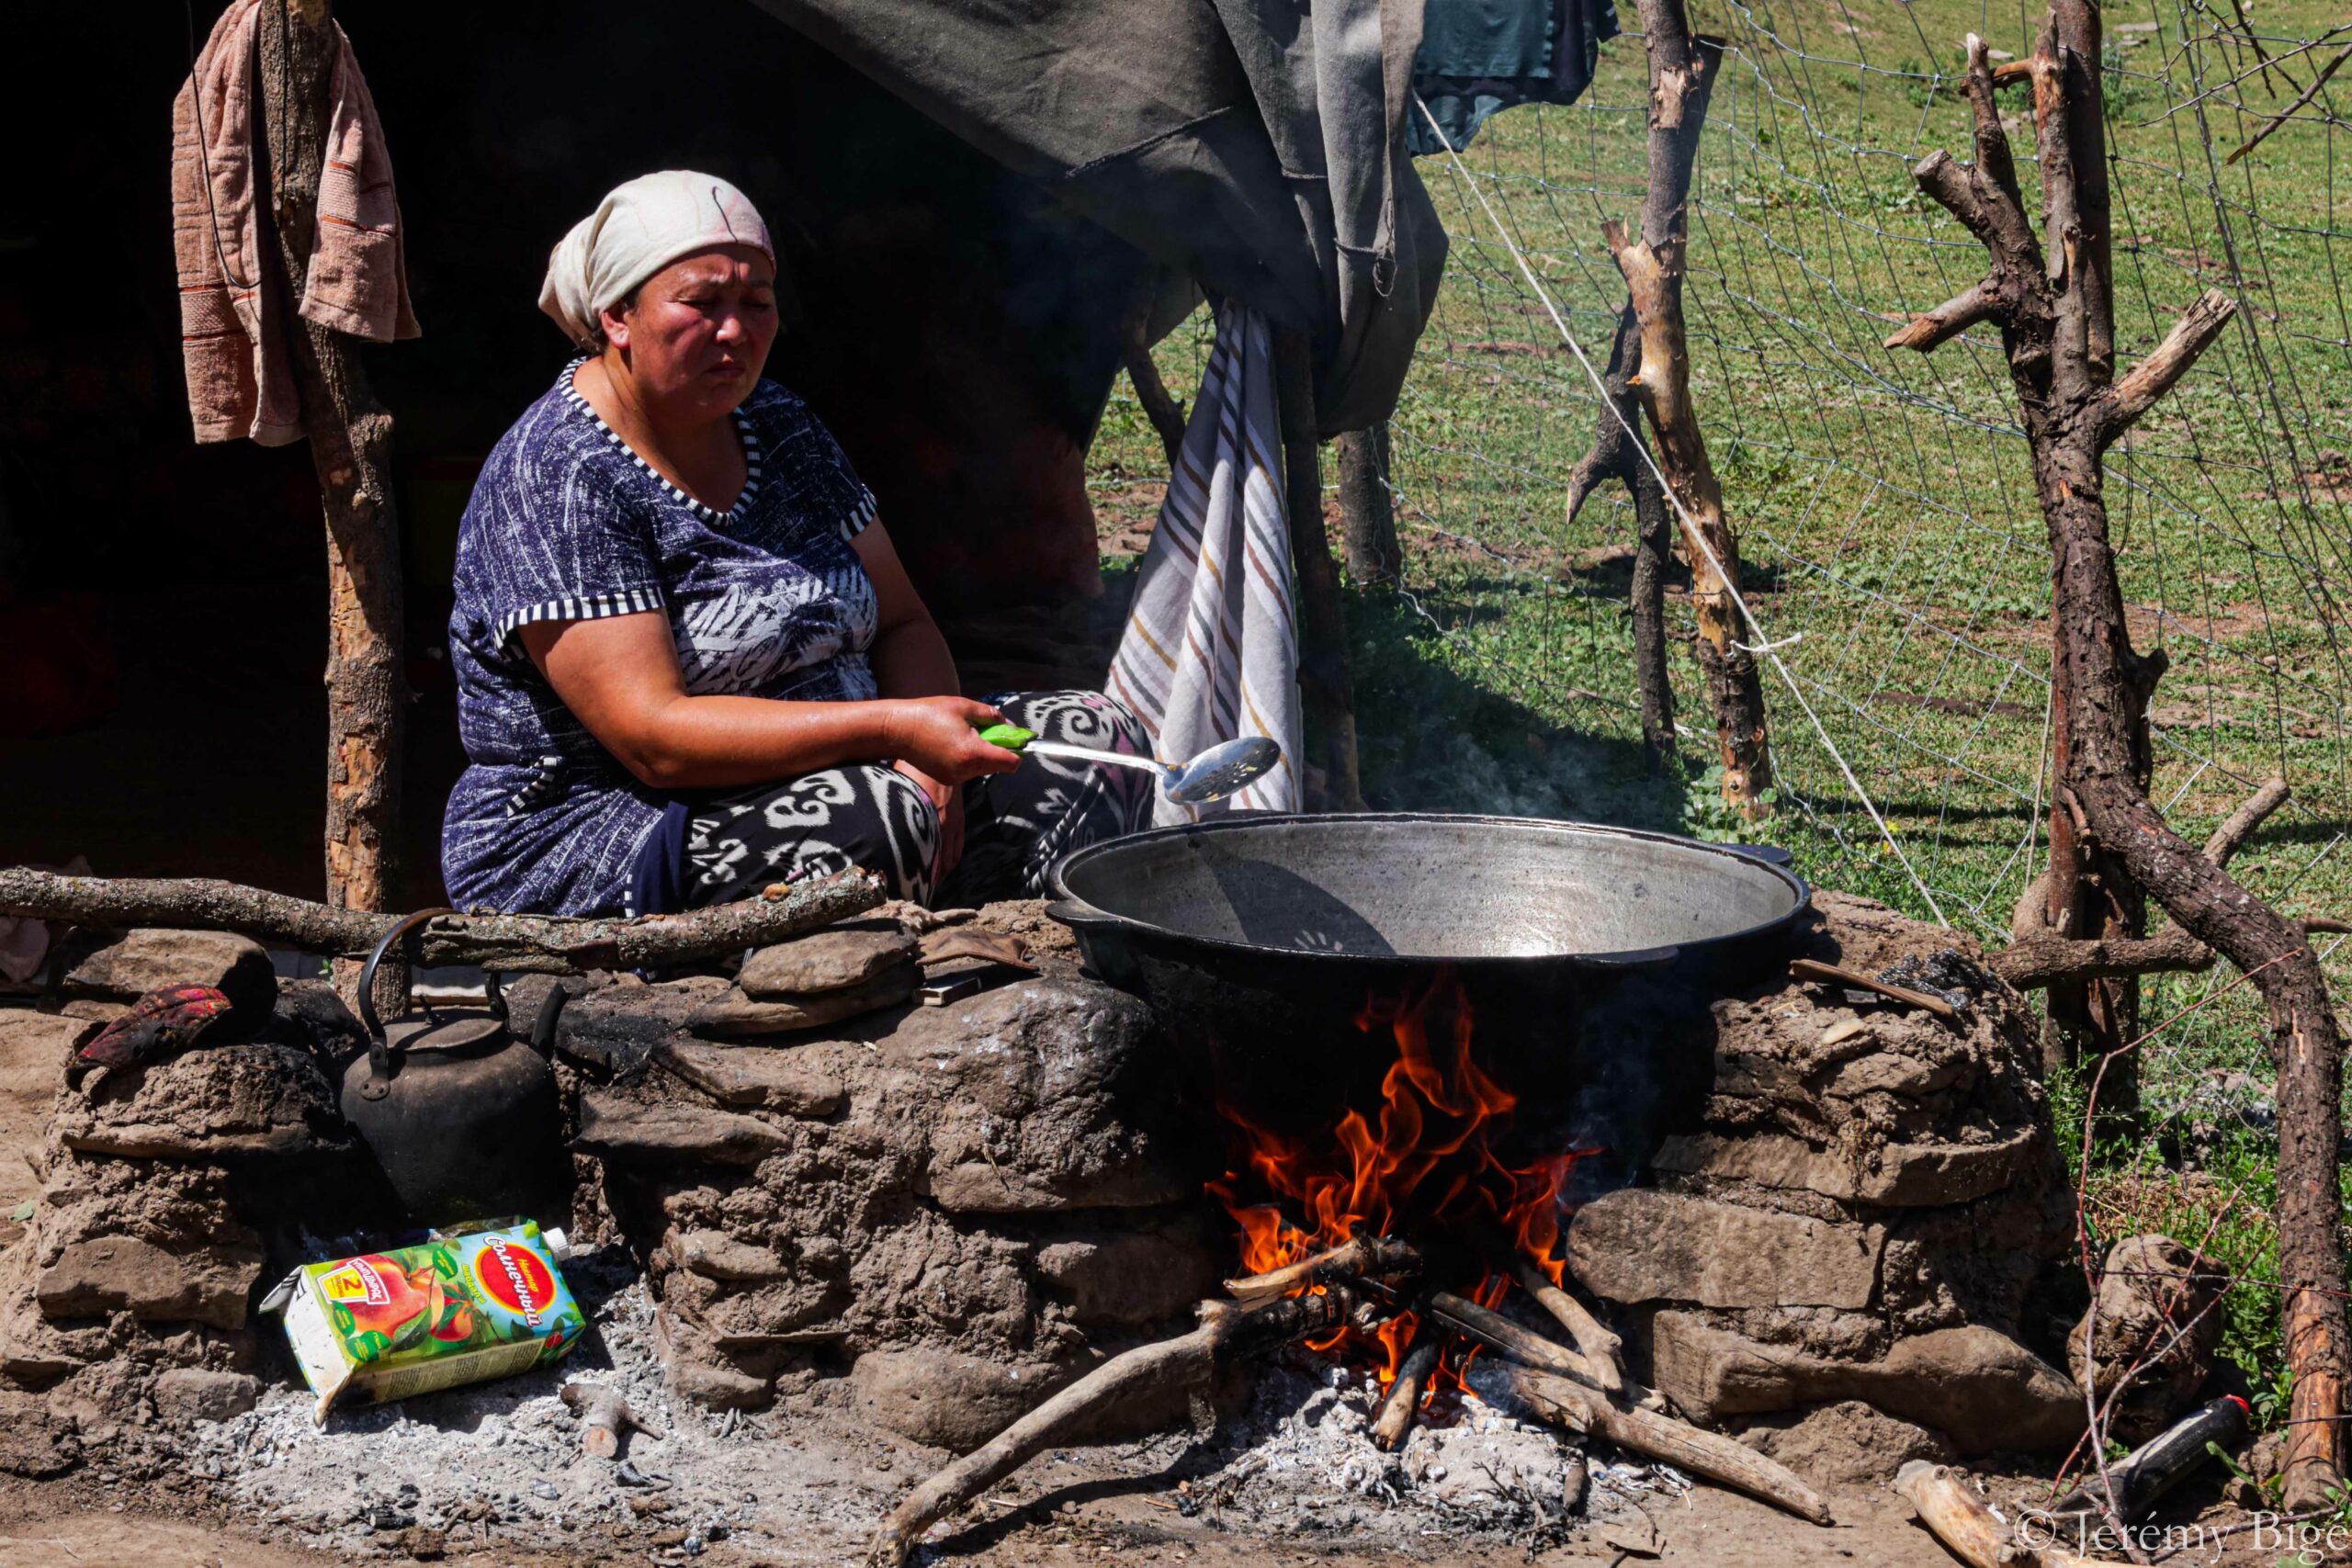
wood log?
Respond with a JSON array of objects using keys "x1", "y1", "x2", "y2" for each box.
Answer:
[
  {"x1": 0, "y1": 866, "x2": 881, "y2": 976},
  {"x1": 1898, "y1": 1, "x2": 2346, "y2": 1506},
  {"x1": 1224, "y1": 1235, "x2": 1423, "y2": 1302},
  {"x1": 1336, "y1": 425, "x2": 1401, "y2": 587},
  {"x1": 1893, "y1": 1461, "x2": 2108, "y2": 1568},
  {"x1": 254, "y1": 0, "x2": 405, "y2": 940},
  {"x1": 1503, "y1": 1364, "x2": 1832, "y2": 1526},
  {"x1": 1611, "y1": 1, "x2": 1770, "y2": 817},
  {"x1": 1423, "y1": 1291, "x2": 1613, "y2": 1392},
  {"x1": 1272, "y1": 327, "x2": 1364, "y2": 812},
  {"x1": 1510, "y1": 1259, "x2": 1625, "y2": 1396},
  {"x1": 867, "y1": 1292, "x2": 1348, "y2": 1568},
  {"x1": 1893, "y1": 1461, "x2": 2031, "y2": 1567},
  {"x1": 1372, "y1": 1328, "x2": 1441, "y2": 1451}
]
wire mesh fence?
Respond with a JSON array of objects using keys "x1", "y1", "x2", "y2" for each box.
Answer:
[
  {"x1": 1370, "y1": 0, "x2": 2352, "y2": 1379},
  {"x1": 1090, "y1": 0, "x2": 2352, "y2": 1382}
]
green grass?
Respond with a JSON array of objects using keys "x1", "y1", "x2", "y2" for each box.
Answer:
[{"x1": 1089, "y1": 0, "x2": 2352, "y2": 1412}]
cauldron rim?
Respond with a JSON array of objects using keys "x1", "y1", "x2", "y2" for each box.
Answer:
[{"x1": 1046, "y1": 811, "x2": 1810, "y2": 971}]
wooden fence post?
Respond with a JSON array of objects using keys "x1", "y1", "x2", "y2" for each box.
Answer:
[
  {"x1": 1895, "y1": 4, "x2": 2346, "y2": 1506},
  {"x1": 254, "y1": 0, "x2": 406, "y2": 953},
  {"x1": 1272, "y1": 329, "x2": 1364, "y2": 812},
  {"x1": 1336, "y1": 425, "x2": 1400, "y2": 587},
  {"x1": 1611, "y1": 0, "x2": 1770, "y2": 815}
]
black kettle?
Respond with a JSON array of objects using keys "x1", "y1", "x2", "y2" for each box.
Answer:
[{"x1": 340, "y1": 908, "x2": 569, "y2": 1224}]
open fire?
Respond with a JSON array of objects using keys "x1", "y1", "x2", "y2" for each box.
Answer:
[{"x1": 1208, "y1": 973, "x2": 1593, "y2": 1404}]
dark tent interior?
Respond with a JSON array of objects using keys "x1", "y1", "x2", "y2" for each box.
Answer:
[{"x1": 0, "y1": 0, "x2": 1171, "y2": 905}]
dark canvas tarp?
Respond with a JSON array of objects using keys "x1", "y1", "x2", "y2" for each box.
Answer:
[{"x1": 742, "y1": 0, "x2": 1445, "y2": 432}]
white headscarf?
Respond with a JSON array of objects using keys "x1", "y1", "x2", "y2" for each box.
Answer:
[{"x1": 538, "y1": 171, "x2": 775, "y2": 347}]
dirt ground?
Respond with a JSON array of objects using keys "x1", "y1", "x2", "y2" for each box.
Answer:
[
  {"x1": 0, "y1": 1413, "x2": 2299, "y2": 1568},
  {"x1": 0, "y1": 1472, "x2": 1981, "y2": 1567}
]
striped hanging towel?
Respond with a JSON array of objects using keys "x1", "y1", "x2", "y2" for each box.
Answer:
[{"x1": 1107, "y1": 304, "x2": 1304, "y2": 825}]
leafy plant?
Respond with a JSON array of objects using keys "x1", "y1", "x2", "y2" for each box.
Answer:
[{"x1": 1679, "y1": 761, "x2": 1779, "y2": 841}]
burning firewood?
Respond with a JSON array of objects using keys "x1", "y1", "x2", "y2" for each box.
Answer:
[
  {"x1": 1371, "y1": 1327, "x2": 1442, "y2": 1451},
  {"x1": 1424, "y1": 1290, "x2": 1618, "y2": 1393},
  {"x1": 867, "y1": 1290, "x2": 1353, "y2": 1568},
  {"x1": 1508, "y1": 1259, "x2": 1625, "y2": 1397},
  {"x1": 1222, "y1": 1234, "x2": 1423, "y2": 1302},
  {"x1": 1498, "y1": 1364, "x2": 1832, "y2": 1526}
]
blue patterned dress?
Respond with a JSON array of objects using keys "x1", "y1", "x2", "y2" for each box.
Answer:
[{"x1": 441, "y1": 361, "x2": 880, "y2": 916}]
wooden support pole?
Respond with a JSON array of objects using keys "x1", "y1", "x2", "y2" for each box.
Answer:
[
  {"x1": 1336, "y1": 425, "x2": 1401, "y2": 587},
  {"x1": 1896, "y1": 4, "x2": 2347, "y2": 1508},
  {"x1": 1615, "y1": 0, "x2": 1769, "y2": 815},
  {"x1": 1272, "y1": 327, "x2": 1364, "y2": 812},
  {"x1": 255, "y1": 0, "x2": 406, "y2": 939},
  {"x1": 1566, "y1": 301, "x2": 1678, "y2": 769}
]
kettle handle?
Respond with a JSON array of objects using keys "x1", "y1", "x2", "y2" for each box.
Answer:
[{"x1": 357, "y1": 907, "x2": 459, "y2": 1079}]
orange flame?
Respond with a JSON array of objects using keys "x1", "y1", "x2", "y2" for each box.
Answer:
[{"x1": 1207, "y1": 973, "x2": 1593, "y2": 1394}]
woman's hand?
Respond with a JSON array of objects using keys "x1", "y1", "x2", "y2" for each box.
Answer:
[{"x1": 885, "y1": 696, "x2": 1023, "y2": 785}]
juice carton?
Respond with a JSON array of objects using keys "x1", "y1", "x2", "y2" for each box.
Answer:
[{"x1": 261, "y1": 1220, "x2": 586, "y2": 1421}]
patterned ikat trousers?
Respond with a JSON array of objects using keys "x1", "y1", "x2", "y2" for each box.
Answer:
[{"x1": 646, "y1": 690, "x2": 1155, "y2": 910}]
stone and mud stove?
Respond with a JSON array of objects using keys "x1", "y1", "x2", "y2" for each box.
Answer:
[{"x1": 0, "y1": 814, "x2": 2120, "y2": 1562}]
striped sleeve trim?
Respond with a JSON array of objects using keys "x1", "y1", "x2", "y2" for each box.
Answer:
[
  {"x1": 497, "y1": 586, "x2": 667, "y2": 652},
  {"x1": 841, "y1": 486, "x2": 878, "y2": 541}
]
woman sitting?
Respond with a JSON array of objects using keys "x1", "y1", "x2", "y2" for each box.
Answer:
[{"x1": 441, "y1": 172, "x2": 1150, "y2": 917}]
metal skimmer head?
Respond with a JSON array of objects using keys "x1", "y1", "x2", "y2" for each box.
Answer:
[{"x1": 1165, "y1": 736, "x2": 1282, "y2": 805}]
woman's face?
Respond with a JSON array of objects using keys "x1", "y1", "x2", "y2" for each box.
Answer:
[{"x1": 601, "y1": 243, "x2": 777, "y2": 421}]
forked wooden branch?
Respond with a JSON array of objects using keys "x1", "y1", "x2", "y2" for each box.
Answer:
[
  {"x1": 1903, "y1": 1, "x2": 2348, "y2": 1506},
  {"x1": 1510, "y1": 1259, "x2": 1626, "y2": 1395},
  {"x1": 866, "y1": 1292, "x2": 1347, "y2": 1568},
  {"x1": 1986, "y1": 778, "x2": 2329, "y2": 988},
  {"x1": 1562, "y1": 302, "x2": 1679, "y2": 766},
  {"x1": 1606, "y1": 0, "x2": 1770, "y2": 813},
  {"x1": 1502, "y1": 1364, "x2": 1832, "y2": 1525},
  {"x1": 0, "y1": 866, "x2": 882, "y2": 975}
]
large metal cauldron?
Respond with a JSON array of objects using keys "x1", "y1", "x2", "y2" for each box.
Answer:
[{"x1": 1046, "y1": 814, "x2": 1809, "y2": 1162}]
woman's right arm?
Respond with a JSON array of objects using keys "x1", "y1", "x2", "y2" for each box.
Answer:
[{"x1": 519, "y1": 613, "x2": 1018, "y2": 792}]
